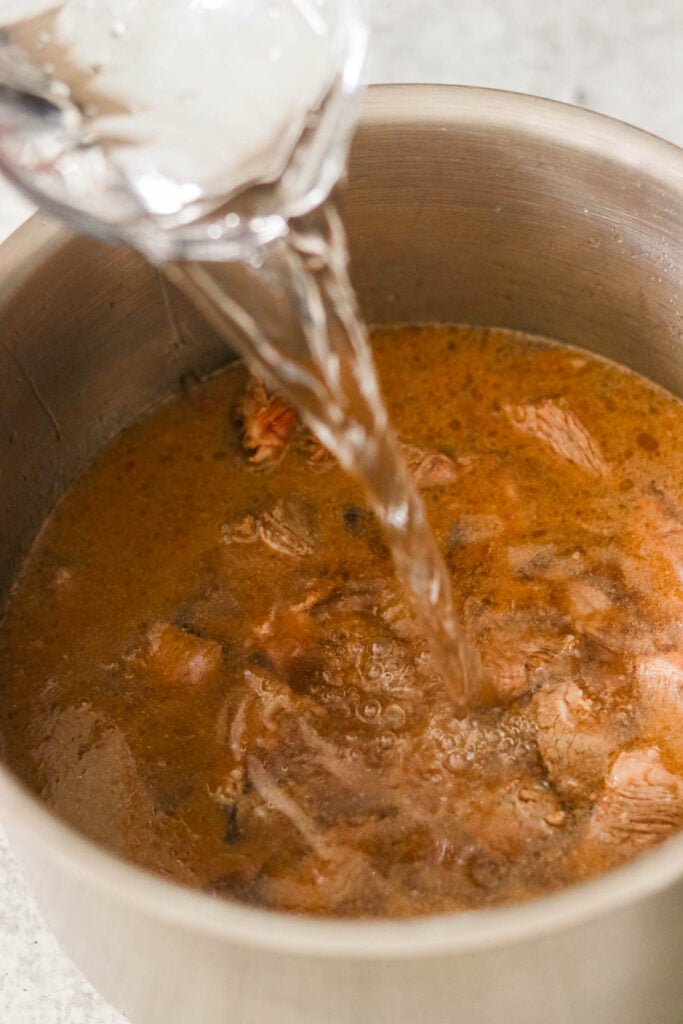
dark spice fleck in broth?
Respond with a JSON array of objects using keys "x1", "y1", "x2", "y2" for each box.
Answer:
[{"x1": 3, "y1": 324, "x2": 683, "y2": 917}]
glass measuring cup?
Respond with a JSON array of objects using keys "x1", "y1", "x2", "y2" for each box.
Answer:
[{"x1": 0, "y1": 0, "x2": 367, "y2": 262}]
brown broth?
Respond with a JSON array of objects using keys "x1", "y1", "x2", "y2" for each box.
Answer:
[{"x1": 2, "y1": 324, "x2": 683, "y2": 918}]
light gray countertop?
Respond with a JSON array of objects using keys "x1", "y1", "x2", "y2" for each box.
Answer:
[{"x1": 1, "y1": 0, "x2": 682, "y2": 1020}]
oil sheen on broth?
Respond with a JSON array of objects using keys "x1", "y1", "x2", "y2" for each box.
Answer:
[{"x1": 3, "y1": 325, "x2": 683, "y2": 918}]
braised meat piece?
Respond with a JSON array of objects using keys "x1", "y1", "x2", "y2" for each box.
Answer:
[
  {"x1": 577, "y1": 747, "x2": 683, "y2": 870},
  {"x1": 221, "y1": 498, "x2": 317, "y2": 557},
  {"x1": 465, "y1": 603, "x2": 576, "y2": 703},
  {"x1": 531, "y1": 679, "x2": 623, "y2": 802},
  {"x1": 635, "y1": 652, "x2": 683, "y2": 762},
  {"x1": 401, "y1": 444, "x2": 458, "y2": 488},
  {"x1": 503, "y1": 397, "x2": 609, "y2": 477},
  {"x1": 233, "y1": 374, "x2": 297, "y2": 464},
  {"x1": 258, "y1": 500, "x2": 317, "y2": 557},
  {"x1": 139, "y1": 623, "x2": 223, "y2": 687}
]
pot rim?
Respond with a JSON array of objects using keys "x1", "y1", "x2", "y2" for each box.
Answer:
[{"x1": 2, "y1": 83, "x2": 683, "y2": 961}]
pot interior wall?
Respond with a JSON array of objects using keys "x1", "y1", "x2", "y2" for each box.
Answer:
[
  {"x1": 1, "y1": 93, "x2": 682, "y2": 607},
  {"x1": 0, "y1": 234, "x2": 228, "y2": 603}
]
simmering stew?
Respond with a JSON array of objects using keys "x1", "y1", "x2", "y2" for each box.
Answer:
[{"x1": 2, "y1": 325, "x2": 683, "y2": 917}]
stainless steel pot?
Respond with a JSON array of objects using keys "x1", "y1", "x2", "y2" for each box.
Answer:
[{"x1": 1, "y1": 85, "x2": 683, "y2": 1024}]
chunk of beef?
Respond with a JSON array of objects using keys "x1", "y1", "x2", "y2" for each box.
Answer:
[
  {"x1": 233, "y1": 374, "x2": 297, "y2": 464},
  {"x1": 258, "y1": 500, "x2": 316, "y2": 556},
  {"x1": 302, "y1": 610, "x2": 424, "y2": 708},
  {"x1": 39, "y1": 707, "x2": 154, "y2": 851},
  {"x1": 532, "y1": 679, "x2": 621, "y2": 802},
  {"x1": 211, "y1": 752, "x2": 391, "y2": 915},
  {"x1": 635, "y1": 652, "x2": 683, "y2": 762},
  {"x1": 305, "y1": 574, "x2": 416, "y2": 644},
  {"x1": 503, "y1": 397, "x2": 609, "y2": 477},
  {"x1": 289, "y1": 717, "x2": 403, "y2": 825},
  {"x1": 220, "y1": 658, "x2": 323, "y2": 766},
  {"x1": 464, "y1": 777, "x2": 567, "y2": 860},
  {"x1": 466, "y1": 603, "x2": 576, "y2": 703},
  {"x1": 636, "y1": 652, "x2": 683, "y2": 707},
  {"x1": 563, "y1": 567, "x2": 659, "y2": 658},
  {"x1": 580, "y1": 747, "x2": 683, "y2": 862},
  {"x1": 250, "y1": 573, "x2": 425, "y2": 706},
  {"x1": 634, "y1": 487, "x2": 683, "y2": 588},
  {"x1": 221, "y1": 498, "x2": 317, "y2": 557},
  {"x1": 246, "y1": 755, "x2": 329, "y2": 857},
  {"x1": 140, "y1": 623, "x2": 222, "y2": 687},
  {"x1": 38, "y1": 707, "x2": 196, "y2": 880},
  {"x1": 401, "y1": 444, "x2": 458, "y2": 488},
  {"x1": 250, "y1": 594, "x2": 321, "y2": 672}
]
